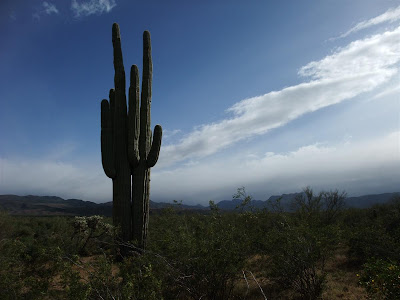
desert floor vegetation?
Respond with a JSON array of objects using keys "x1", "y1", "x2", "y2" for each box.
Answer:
[{"x1": 0, "y1": 188, "x2": 399, "y2": 299}]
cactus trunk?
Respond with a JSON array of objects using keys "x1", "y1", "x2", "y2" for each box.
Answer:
[
  {"x1": 132, "y1": 164, "x2": 150, "y2": 249},
  {"x1": 101, "y1": 24, "x2": 162, "y2": 253}
]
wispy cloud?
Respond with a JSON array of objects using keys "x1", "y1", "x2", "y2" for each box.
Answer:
[
  {"x1": 43, "y1": 2, "x2": 59, "y2": 15},
  {"x1": 32, "y1": 2, "x2": 59, "y2": 20},
  {"x1": 158, "y1": 26, "x2": 400, "y2": 168},
  {"x1": 332, "y1": 5, "x2": 400, "y2": 40},
  {"x1": 163, "y1": 129, "x2": 182, "y2": 139},
  {"x1": 71, "y1": 0, "x2": 116, "y2": 17},
  {"x1": 372, "y1": 84, "x2": 400, "y2": 101},
  {"x1": 162, "y1": 129, "x2": 182, "y2": 145}
]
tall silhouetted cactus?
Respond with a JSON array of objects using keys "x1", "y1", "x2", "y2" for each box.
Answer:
[{"x1": 101, "y1": 23, "x2": 162, "y2": 251}]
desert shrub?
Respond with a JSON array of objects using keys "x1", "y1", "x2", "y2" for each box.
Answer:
[
  {"x1": 148, "y1": 201, "x2": 252, "y2": 299},
  {"x1": 0, "y1": 215, "x2": 115, "y2": 299},
  {"x1": 58, "y1": 249, "x2": 164, "y2": 300},
  {"x1": 0, "y1": 239, "x2": 27, "y2": 299},
  {"x1": 119, "y1": 254, "x2": 163, "y2": 300},
  {"x1": 348, "y1": 225, "x2": 399, "y2": 264},
  {"x1": 265, "y1": 223, "x2": 330, "y2": 299},
  {"x1": 0, "y1": 237, "x2": 63, "y2": 299},
  {"x1": 60, "y1": 258, "x2": 92, "y2": 300},
  {"x1": 291, "y1": 187, "x2": 346, "y2": 227},
  {"x1": 262, "y1": 187, "x2": 344, "y2": 299},
  {"x1": 0, "y1": 211, "x2": 15, "y2": 240},
  {"x1": 71, "y1": 215, "x2": 114, "y2": 255},
  {"x1": 60, "y1": 254, "x2": 115, "y2": 300},
  {"x1": 291, "y1": 187, "x2": 323, "y2": 226},
  {"x1": 2, "y1": 188, "x2": 398, "y2": 299},
  {"x1": 359, "y1": 258, "x2": 400, "y2": 299},
  {"x1": 60, "y1": 204, "x2": 250, "y2": 300},
  {"x1": 347, "y1": 199, "x2": 400, "y2": 265},
  {"x1": 320, "y1": 189, "x2": 346, "y2": 225}
]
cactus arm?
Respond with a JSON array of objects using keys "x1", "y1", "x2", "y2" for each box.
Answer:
[
  {"x1": 139, "y1": 30, "x2": 152, "y2": 159},
  {"x1": 101, "y1": 99, "x2": 116, "y2": 178},
  {"x1": 128, "y1": 65, "x2": 140, "y2": 168},
  {"x1": 147, "y1": 125, "x2": 162, "y2": 168},
  {"x1": 112, "y1": 23, "x2": 126, "y2": 98},
  {"x1": 112, "y1": 23, "x2": 128, "y2": 131}
]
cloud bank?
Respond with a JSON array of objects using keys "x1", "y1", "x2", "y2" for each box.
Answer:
[
  {"x1": 0, "y1": 158, "x2": 110, "y2": 202},
  {"x1": 158, "y1": 26, "x2": 400, "y2": 168},
  {"x1": 152, "y1": 131, "x2": 400, "y2": 203},
  {"x1": 1, "y1": 131, "x2": 398, "y2": 204}
]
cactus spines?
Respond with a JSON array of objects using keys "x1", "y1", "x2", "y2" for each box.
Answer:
[{"x1": 101, "y1": 23, "x2": 162, "y2": 252}]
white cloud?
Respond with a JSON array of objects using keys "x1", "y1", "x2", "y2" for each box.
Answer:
[
  {"x1": 0, "y1": 157, "x2": 111, "y2": 202},
  {"x1": 71, "y1": 0, "x2": 116, "y2": 17},
  {"x1": 163, "y1": 129, "x2": 182, "y2": 141},
  {"x1": 1, "y1": 132, "x2": 398, "y2": 204},
  {"x1": 43, "y1": 2, "x2": 59, "y2": 15},
  {"x1": 333, "y1": 5, "x2": 400, "y2": 40},
  {"x1": 152, "y1": 131, "x2": 400, "y2": 204},
  {"x1": 372, "y1": 84, "x2": 400, "y2": 100},
  {"x1": 158, "y1": 26, "x2": 400, "y2": 168}
]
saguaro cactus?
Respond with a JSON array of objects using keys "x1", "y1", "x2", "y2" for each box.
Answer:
[{"x1": 101, "y1": 23, "x2": 162, "y2": 251}]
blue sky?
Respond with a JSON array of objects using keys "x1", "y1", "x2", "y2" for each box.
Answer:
[{"x1": 1, "y1": 0, "x2": 399, "y2": 204}]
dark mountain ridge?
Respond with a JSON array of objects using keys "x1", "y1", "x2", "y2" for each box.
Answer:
[
  {"x1": 216, "y1": 192, "x2": 399, "y2": 211},
  {"x1": 0, "y1": 192, "x2": 398, "y2": 216}
]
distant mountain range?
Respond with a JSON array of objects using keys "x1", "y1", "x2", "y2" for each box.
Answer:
[
  {"x1": 0, "y1": 192, "x2": 398, "y2": 216},
  {"x1": 0, "y1": 195, "x2": 207, "y2": 216},
  {"x1": 216, "y1": 192, "x2": 400, "y2": 211},
  {"x1": 0, "y1": 195, "x2": 112, "y2": 216}
]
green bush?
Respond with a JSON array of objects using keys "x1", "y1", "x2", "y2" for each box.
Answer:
[
  {"x1": 359, "y1": 259, "x2": 400, "y2": 299},
  {"x1": 119, "y1": 255, "x2": 163, "y2": 300},
  {"x1": 0, "y1": 237, "x2": 63, "y2": 299},
  {"x1": 265, "y1": 223, "x2": 329, "y2": 299},
  {"x1": 148, "y1": 201, "x2": 252, "y2": 299},
  {"x1": 346, "y1": 200, "x2": 400, "y2": 265},
  {"x1": 348, "y1": 225, "x2": 399, "y2": 264},
  {"x1": 0, "y1": 189, "x2": 398, "y2": 299},
  {"x1": 262, "y1": 187, "x2": 344, "y2": 299}
]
